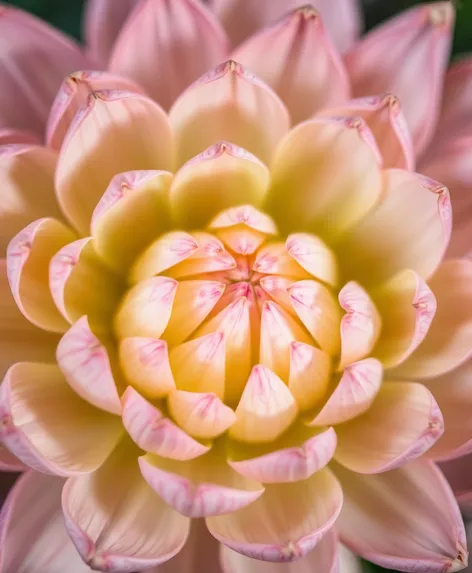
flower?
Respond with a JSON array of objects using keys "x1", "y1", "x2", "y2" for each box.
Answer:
[{"x1": 0, "y1": 1, "x2": 472, "y2": 573}]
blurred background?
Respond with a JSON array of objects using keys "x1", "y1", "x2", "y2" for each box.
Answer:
[{"x1": 3, "y1": 0, "x2": 472, "y2": 572}]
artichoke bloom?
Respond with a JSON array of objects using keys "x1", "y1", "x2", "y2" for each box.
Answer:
[{"x1": 1, "y1": 1, "x2": 472, "y2": 573}]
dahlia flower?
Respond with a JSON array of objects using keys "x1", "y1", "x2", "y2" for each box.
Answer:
[{"x1": 1, "y1": 1, "x2": 472, "y2": 573}]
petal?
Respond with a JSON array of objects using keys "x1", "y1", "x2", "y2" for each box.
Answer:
[
  {"x1": 285, "y1": 233, "x2": 338, "y2": 287},
  {"x1": 0, "y1": 6, "x2": 95, "y2": 136},
  {"x1": 337, "y1": 169, "x2": 451, "y2": 286},
  {"x1": 392, "y1": 259, "x2": 472, "y2": 379},
  {"x1": 84, "y1": 0, "x2": 140, "y2": 64},
  {"x1": 439, "y1": 455, "x2": 472, "y2": 515},
  {"x1": 0, "y1": 145, "x2": 62, "y2": 255},
  {"x1": 0, "y1": 472, "x2": 92, "y2": 573},
  {"x1": 0, "y1": 129, "x2": 40, "y2": 145},
  {"x1": 110, "y1": 0, "x2": 229, "y2": 111},
  {"x1": 122, "y1": 387, "x2": 209, "y2": 460},
  {"x1": 170, "y1": 142, "x2": 270, "y2": 229},
  {"x1": 320, "y1": 94, "x2": 415, "y2": 170},
  {"x1": 0, "y1": 443, "x2": 25, "y2": 472},
  {"x1": 335, "y1": 382, "x2": 443, "y2": 473},
  {"x1": 232, "y1": 6, "x2": 350, "y2": 124},
  {"x1": 334, "y1": 459, "x2": 468, "y2": 572},
  {"x1": 220, "y1": 529, "x2": 339, "y2": 573},
  {"x1": 266, "y1": 118, "x2": 382, "y2": 239},
  {"x1": 55, "y1": 90, "x2": 173, "y2": 235},
  {"x1": 139, "y1": 449, "x2": 264, "y2": 517},
  {"x1": 345, "y1": 2, "x2": 454, "y2": 155},
  {"x1": 57, "y1": 317, "x2": 123, "y2": 415},
  {"x1": 62, "y1": 439, "x2": 190, "y2": 571},
  {"x1": 207, "y1": 467, "x2": 343, "y2": 561},
  {"x1": 0, "y1": 362, "x2": 123, "y2": 476},
  {"x1": 7, "y1": 218, "x2": 75, "y2": 333},
  {"x1": 308, "y1": 358, "x2": 383, "y2": 426}
]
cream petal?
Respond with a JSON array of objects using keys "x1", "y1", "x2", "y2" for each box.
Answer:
[
  {"x1": 207, "y1": 467, "x2": 343, "y2": 561},
  {"x1": 285, "y1": 234, "x2": 338, "y2": 287},
  {"x1": 170, "y1": 142, "x2": 270, "y2": 229},
  {"x1": 55, "y1": 90, "x2": 173, "y2": 235},
  {"x1": 7, "y1": 218, "x2": 75, "y2": 333},
  {"x1": 392, "y1": 259, "x2": 472, "y2": 379},
  {"x1": 110, "y1": 0, "x2": 229, "y2": 111},
  {"x1": 266, "y1": 118, "x2": 382, "y2": 239},
  {"x1": 139, "y1": 450, "x2": 263, "y2": 518},
  {"x1": 308, "y1": 358, "x2": 383, "y2": 427},
  {"x1": 335, "y1": 382, "x2": 443, "y2": 473},
  {"x1": 337, "y1": 169, "x2": 451, "y2": 286},
  {"x1": 253, "y1": 243, "x2": 311, "y2": 280},
  {"x1": 63, "y1": 439, "x2": 190, "y2": 571},
  {"x1": 210, "y1": 204, "x2": 278, "y2": 234},
  {"x1": 232, "y1": 6, "x2": 350, "y2": 124},
  {"x1": 344, "y1": 2, "x2": 455, "y2": 155},
  {"x1": 289, "y1": 342, "x2": 331, "y2": 411},
  {"x1": 334, "y1": 459, "x2": 467, "y2": 572},
  {"x1": 170, "y1": 60, "x2": 290, "y2": 167},
  {"x1": 0, "y1": 362, "x2": 123, "y2": 476}
]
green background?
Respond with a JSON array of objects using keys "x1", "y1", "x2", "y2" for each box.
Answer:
[{"x1": 3, "y1": 0, "x2": 472, "y2": 571}]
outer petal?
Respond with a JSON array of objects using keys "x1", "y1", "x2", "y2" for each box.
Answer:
[
  {"x1": 207, "y1": 467, "x2": 343, "y2": 561},
  {"x1": 84, "y1": 0, "x2": 140, "y2": 64},
  {"x1": 335, "y1": 382, "x2": 443, "y2": 473},
  {"x1": 170, "y1": 142, "x2": 270, "y2": 229},
  {"x1": 0, "y1": 6, "x2": 95, "y2": 136},
  {"x1": 392, "y1": 259, "x2": 472, "y2": 379},
  {"x1": 0, "y1": 362, "x2": 123, "y2": 476},
  {"x1": 0, "y1": 443, "x2": 25, "y2": 472},
  {"x1": 232, "y1": 6, "x2": 350, "y2": 124},
  {"x1": 0, "y1": 472, "x2": 92, "y2": 573},
  {"x1": 337, "y1": 169, "x2": 451, "y2": 286},
  {"x1": 334, "y1": 460, "x2": 468, "y2": 572},
  {"x1": 62, "y1": 439, "x2": 190, "y2": 572},
  {"x1": 440, "y1": 455, "x2": 472, "y2": 515},
  {"x1": 55, "y1": 90, "x2": 173, "y2": 235},
  {"x1": 0, "y1": 129, "x2": 40, "y2": 145},
  {"x1": 210, "y1": 0, "x2": 362, "y2": 53},
  {"x1": 169, "y1": 60, "x2": 290, "y2": 167},
  {"x1": 266, "y1": 117, "x2": 382, "y2": 239},
  {"x1": 109, "y1": 0, "x2": 229, "y2": 111}
]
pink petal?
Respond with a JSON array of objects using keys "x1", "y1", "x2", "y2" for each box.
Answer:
[
  {"x1": 46, "y1": 70, "x2": 145, "y2": 150},
  {"x1": 110, "y1": 0, "x2": 229, "y2": 111},
  {"x1": 169, "y1": 60, "x2": 290, "y2": 167},
  {"x1": 232, "y1": 6, "x2": 350, "y2": 124},
  {"x1": 392, "y1": 259, "x2": 472, "y2": 379},
  {"x1": 0, "y1": 362, "x2": 123, "y2": 476},
  {"x1": 207, "y1": 467, "x2": 343, "y2": 561},
  {"x1": 439, "y1": 454, "x2": 472, "y2": 516},
  {"x1": 0, "y1": 443, "x2": 25, "y2": 472},
  {"x1": 335, "y1": 459, "x2": 468, "y2": 572},
  {"x1": 0, "y1": 129, "x2": 40, "y2": 145},
  {"x1": 57, "y1": 316, "x2": 123, "y2": 415},
  {"x1": 84, "y1": 0, "x2": 140, "y2": 64},
  {"x1": 285, "y1": 233, "x2": 338, "y2": 286},
  {"x1": 344, "y1": 2, "x2": 454, "y2": 156},
  {"x1": 55, "y1": 90, "x2": 173, "y2": 235},
  {"x1": 62, "y1": 439, "x2": 190, "y2": 571},
  {"x1": 0, "y1": 6, "x2": 95, "y2": 136},
  {"x1": 0, "y1": 471, "x2": 92, "y2": 573}
]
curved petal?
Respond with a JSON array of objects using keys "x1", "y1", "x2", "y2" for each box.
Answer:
[
  {"x1": 0, "y1": 472, "x2": 92, "y2": 573},
  {"x1": 344, "y1": 2, "x2": 454, "y2": 155},
  {"x1": 0, "y1": 362, "x2": 123, "y2": 476},
  {"x1": 337, "y1": 169, "x2": 451, "y2": 286},
  {"x1": 335, "y1": 382, "x2": 443, "y2": 473},
  {"x1": 46, "y1": 70, "x2": 145, "y2": 150},
  {"x1": 207, "y1": 467, "x2": 343, "y2": 561},
  {"x1": 7, "y1": 218, "x2": 74, "y2": 333},
  {"x1": 62, "y1": 439, "x2": 190, "y2": 571},
  {"x1": 84, "y1": 0, "x2": 140, "y2": 64},
  {"x1": 55, "y1": 90, "x2": 173, "y2": 235},
  {"x1": 57, "y1": 316, "x2": 123, "y2": 415},
  {"x1": 288, "y1": 342, "x2": 331, "y2": 411},
  {"x1": 210, "y1": 0, "x2": 362, "y2": 53},
  {"x1": 232, "y1": 6, "x2": 350, "y2": 124},
  {"x1": 0, "y1": 6, "x2": 95, "y2": 136},
  {"x1": 0, "y1": 443, "x2": 25, "y2": 472},
  {"x1": 0, "y1": 145, "x2": 62, "y2": 255},
  {"x1": 0, "y1": 129, "x2": 40, "y2": 145},
  {"x1": 439, "y1": 455, "x2": 472, "y2": 515},
  {"x1": 334, "y1": 460, "x2": 468, "y2": 572},
  {"x1": 392, "y1": 259, "x2": 472, "y2": 379},
  {"x1": 266, "y1": 117, "x2": 382, "y2": 239},
  {"x1": 110, "y1": 0, "x2": 229, "y2": 111},
  {"x1": 170, "y1": 60, "x2": 290, "y2": 167},
  {"x1": 170, "y1": 142, "x2": 270, "y2": 229}
]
